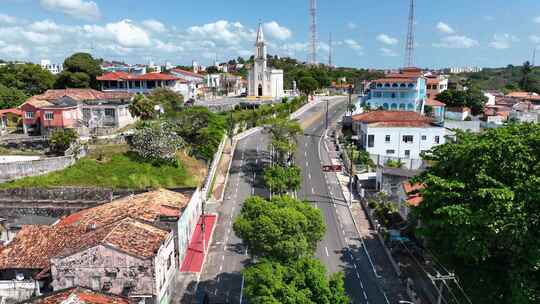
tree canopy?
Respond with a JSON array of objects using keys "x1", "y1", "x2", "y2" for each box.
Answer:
[
  {"x1": 233, "y1": 196, "x2": 325, "y2": 262},
  {"x1": 148, "y1": 88, "x2": 184, "y2": 115},
  {"x1": 55, "y1": 53, "x2": 102, "y2": 89},
  {"x1": 243, "y1": 258, "x2": 349, "y2": 304},
  {"x1": 298, "y1": 76, "x2": 319, "y2": 96},
  {"x1": 0, "y1": 84, "x2": 27, "y2": 109},
  {"x1": 412, "y1": 123, "x2": 540, "y2": 304},
  {"x1": 435, "y1": 87, "x2": 488, "y2": 115},
  {"x1": 263, "y1": 164, "x2": 301, "y2": 195},
  {"x1": 0, "y1": 63, "x2": 55, "y2": 96},
  {"x1": 129, "y1": 94, "x2": 157, "y2": 120}
]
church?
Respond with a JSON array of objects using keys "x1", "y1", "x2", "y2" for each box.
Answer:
[{"x1": 248, "y1": 23, "x2": 284, "y2": 98}]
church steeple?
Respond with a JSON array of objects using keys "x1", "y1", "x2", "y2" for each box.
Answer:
[{"x1": 255, "y1": 22, "x2": 264, "y2": 45}]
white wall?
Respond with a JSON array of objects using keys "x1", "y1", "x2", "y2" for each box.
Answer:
[
  {"x1": 445, "y1": 110, "x2": 469, "y2": 121},
  {"x1": 360, "y1": 124, "x2": 447, "y2": 159},
  {"x1": 154, "y1": 233, "x2": 176, "y2": 304}
]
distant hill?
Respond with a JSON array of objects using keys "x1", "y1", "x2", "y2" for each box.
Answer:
[{"x1": 455, "y1": 63, "x2": 540, "y2": 94}]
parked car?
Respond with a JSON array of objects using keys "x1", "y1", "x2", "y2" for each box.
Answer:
[{"x1": 240, "y1": 92, "x2": 248, "y2": 97}]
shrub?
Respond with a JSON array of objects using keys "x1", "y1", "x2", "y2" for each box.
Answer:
[
  {"x1": 49, "y1": 128, "x2": 78, "y2": 155},
  {"x1": 129, "y1": 121, "x2": 184, "y2": 165}
]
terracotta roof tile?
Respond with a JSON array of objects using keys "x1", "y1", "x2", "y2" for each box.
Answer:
[
  {"x1": 27, "y1": 286, "x2": 132, "y2": 304},
  {"x1": 425, "y1": 98, "x2": 445, "y2": 107},
  {"x1": 351, "y1": 111, "x2": 433, "y2": 127},
  {"x1": 0, "y1": 108, "x2": 22, "y2": 116}
]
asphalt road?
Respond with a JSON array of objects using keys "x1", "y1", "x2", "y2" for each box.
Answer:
[
  {"x1": 295, "y1": 98, "x2": 390, "y2": 304},
  {"x1": 191, "y1": 130, "x2": 270, "y2": 304}
]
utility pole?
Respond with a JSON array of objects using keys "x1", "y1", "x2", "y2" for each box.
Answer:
[
  {"x1": 429, "y1": 272, "x2": 456, "y2": 304},
  {"x1": 309, "y1": 0, "x2": 317, "y2": 65},
  {"x1": 325, "y1": 99, "x2": 329, "y2": 130},
  {"x1": 201, "y1": 196, "x2": 206, "y2": 256},
  {"x1": 328, "y1": 32, "x2": 333, "y2": 67},
  {"x1": 347, "y1": 84, "x2": 353, "y2": 116}
]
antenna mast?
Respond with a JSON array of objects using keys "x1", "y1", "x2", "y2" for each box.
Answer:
[
  {"x1": 533, "y1": 48, "x2": 537, "y2": 66},
  {"x1": 404, "y1": 0, "x2": 415, "y2": 67},
  {"x1": 310, "y1": 0, "x2": 317, "y2": 65},
  {"x1": 328, "y1": 32, "x2": 332, "y2": 67}
]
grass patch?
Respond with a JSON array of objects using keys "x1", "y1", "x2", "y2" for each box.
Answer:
[
  {"x1": 0, "y1": 146, "x2": 44, "y2": 156},
  {"x1": 0, "y1": 150, "x2": 205, "y2": 190}
]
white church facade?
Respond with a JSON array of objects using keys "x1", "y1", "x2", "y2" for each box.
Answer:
[{"x1": 248, "y1": 23, "x2": 284, "y2": 99}]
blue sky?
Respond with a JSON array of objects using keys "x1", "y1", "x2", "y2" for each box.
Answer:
[{"x1": 1, "y1": 0, "x2": 540, "y2": 69}]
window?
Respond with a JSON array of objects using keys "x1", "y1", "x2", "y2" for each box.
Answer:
[
  {"x1": 386, "y1": 149, "x2": 395, "y2": 155},
  {"x1": 104, "y1": 108, "x2": 115, "y2": 118},
  {"x1": 421, "y1": 135, "x2": 427, "y2": 141},
  {"x1": 374, "y1": 92, "x2": 382, "y2": 98},
  {"x1": 405, "y1": 150, "x2": 411, "y2": 158},
  {"x1": 391, "y1": 93, "x2": 396, "y2": 98},
  {"x1": 367, "y1": 135, "x2": 375, "y2": 148},
  {"x1": 403, "y1": 135, "x2": 414, "y2": 143},
  {"x1": 385, "y1": 135, "x2": 391, "y2": 143},
  {"x1": 435, "y1": 136, "x2": 440, "y2": 144},
  {"x1": 44, "y1": 112, "x2": 54, "y2": 120},
  {"x1": 65, "y1": 276, "x2": 75, "y2": 288},
  {"x1": 25, "y1": 111, "x2": 34, "y2": 119},
  {"x1": 91, "y1": 277, "x2": 100, "y2": 290}
]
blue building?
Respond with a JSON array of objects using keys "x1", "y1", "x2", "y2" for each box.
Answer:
[{"x1": 356, "y1": 68, "x2": 427, "y2": 114}]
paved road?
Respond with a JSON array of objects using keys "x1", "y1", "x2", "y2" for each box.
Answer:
[
  {"x1": 190, "y1": 131, "x2": 270, "y2": 304},
  {"x1": 295, "y1": 98, "x2": 390, "y2": 304}
]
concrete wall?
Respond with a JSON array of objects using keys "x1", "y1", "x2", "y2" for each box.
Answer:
[
  {"x1": 0, "y1": 280, "x2": 39, "y2": 302},
  {"x1": 51, "y1": 245, "x2": 156, "y2": 302},
  {"x1": 0, "y1": 155, "x2": 75, "y2": 183}
]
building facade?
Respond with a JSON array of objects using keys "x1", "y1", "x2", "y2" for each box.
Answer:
[
  {"x1": 352, "y1": 111, "x2": 447, "y2": 160},
  {"x1": 247, "y1": 23, "x2": 284, "y2": 98},
  {"x1": 356, "y1": 68, "x2": 427, "y2": 114},
  {"x1": 40, "y1": 60, "x2": 63, "y2": 75},
  {"x1": 425, "y1": 74, "x2": 448, "y2": 99},
  {"x1": 97, "y1": 72, "x2": 184, "y2": 95}
]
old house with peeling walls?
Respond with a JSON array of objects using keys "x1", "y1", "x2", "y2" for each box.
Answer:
[{"x1": 0, "y1": 189, "x2": 193, "y2": 304}]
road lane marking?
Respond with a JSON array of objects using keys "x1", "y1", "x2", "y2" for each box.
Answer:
[
  {"x1": 353, "y1": 263, "x2": 357, "y2": 269},
  {"x1": 360, "y1": 281, "x2": 364, "y2": 289},
  {"x1": 219, "y1": 265, "x2": 223, "y2": 272},
  {"x1": 214, "y1": 289, "x2": 218, "y2": 296},
  {"x1": 308, "y1": 173, "x2": 311, "y2": 179},
  {"x1": 325, "y1": 247, "x2": 329, "y2": 257},
  {"x1": 306, "y1": 161, "x2": 309, "y2": 167},
  {"x1": 311, "y1": 187, "x2": 315, "y2": 194},
  {"x1": 356, "y1": 271, "x2": 360, "y2": 279},
  {"x1": 363, "y1": 290, "x2": 368, "y2": 300},
  {"x1": 222, "y1": 255, "x2": 225, "y2": 261}
]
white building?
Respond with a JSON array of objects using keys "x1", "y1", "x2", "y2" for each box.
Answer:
[
  {"x1": 352, "y1": 111, "x2": 447, "y2": 160},
  {"x1": 40, "y1": 59, "x2": 63, "y2": 75},
  {"x1": 248, "y1": 23, "x2": 284, "y2": 98},
  {"x1": 169, "y1": 68, "x2": 205, "y2": 100}
]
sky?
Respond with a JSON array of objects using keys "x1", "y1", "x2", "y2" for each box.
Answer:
[{"x1": 1, "y1": 0, "x2": 540, "y2": 69}]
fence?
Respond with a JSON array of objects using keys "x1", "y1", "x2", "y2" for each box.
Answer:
[{"x1": 369, "y1": 154, "x2": 425, "y2": 170}]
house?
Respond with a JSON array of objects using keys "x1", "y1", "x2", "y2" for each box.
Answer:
[
  {"x1": 376, "y1": 166, "x2": 422, "y2": 199},
  {"x1": 351, "y1": 111, "x2": 446, "y2": 162},
  {"x1": 425, "y1": 74, "x2": 448, "y2": 99},
  {"x1": 0, "y1": 189, "x2": 197, "y2": 304},
  {"x1": 97, "y1": 72, "x2": 185, "y2": 95},
  {"x1": 508, "y1": 101, "x2": 540, "y2": 123},
  {"x1": 445, "y1": 107, "x2": 470, "y2": 121},
  {"x1": 40, "y1": 60, "x2": 63, "y2": 75},
  {"x1": 483, "y1": 105, "x2": 510, "y2": 125},
  {"x1": 424, "y1": 98, "x2": 445, "y2": 123},
  {"x1": 0, "y1": 108, "x2": 22, "y2": 135},
  {"x1": 396, "y1": 182, "x2": 424, "y2": 220},
  {"x1": 169, "y1": 68, "x2": 205, "y2": 100},
  {"x1": 356, "y1": 67, "x2": 427, "y2": 114},
  {"x1": 483, "y1": 90, "x2": 503, "y2": 106},
  {"x1": 20, "y1": 286, "x2": 132, "y2": 303},
  {"x1": 19, "y1": 89, "x2": 134, "y2": 135}
]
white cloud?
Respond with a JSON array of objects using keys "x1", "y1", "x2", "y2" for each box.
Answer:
[
  {"x1": 535, "y1": 16, "x2": 540, "y2": 24},
  {"x1": 84, "y1": 19, "x2": 151, "y2": 48},
  {"x1": 347, "y1": 22, "x2": 357, "y2": 30},
  {"x1": 436, "y1": 22, "x2": 455, "y2": 34},
  {"x1": 433, "y1": 35, "x2": 479, "y2": 48},
  {"x1": 142, "y1": 19, "x2": 166, "y2": 33},
  {"x1": 530, "y1": 35, "x2": 540, "y2": 44},
  {"x1": 263, "y1": 21, "x2": 292, "y2": 41},
  {"x1": 344, "y1": 39, "x2": 363, "y2": 55},
  {"x1": 187, "y1": 20, "x2": 253, "y2": 46},
  {"x1": 0, "y1": 14, "x2": 17, "y2": 24},
  {"x1": 489, "y1": 34, "x2": 519, "y2": 49},
  {"x1": 22, "y1": 31, "x2": 62, "y2": 44},
  {"x1": 0, "y1": 44, "x2": 28, "y2": 59},
  {"x1": 29, "y1": 19, "x2": 61, "y2": 32},
  {"x1": 377, "y1": 34, "x2": 398, "y2": 45},
  {"x1": 40, "y1": 0, "x2": 100, "y2": 20},
  {"x1": 380, "y1": 48, "x2": 398, "y2": 57}
]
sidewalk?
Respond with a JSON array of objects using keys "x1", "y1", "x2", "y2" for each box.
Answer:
[
  {"x1": 180, "y1": 215, "x2": 218, "y2": 273},
  {"x1": 210, "y1": 139, "x2": 233, "y2": 202}
]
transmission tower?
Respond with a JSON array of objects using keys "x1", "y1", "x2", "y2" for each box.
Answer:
[
  {"x1": 309, "y1": 0, "x2": 317, "y2": 65},
  {"x1": 404, "y1": 0, "x2": 415, "y2": 67},
  {"x1": 328, "y1": 32, "x2": 333, "y2": 67}
]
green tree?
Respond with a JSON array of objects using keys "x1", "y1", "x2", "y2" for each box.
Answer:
[
  {"x1": 0, "y1": 63, "x2": 55, "y2": 96},
  {"x1": 412, "y1": 124, "x2": 540, "y2": 304},
  {"x1": 263, "y1": 165, "x2": 301, "y2": 195},
  {"x1": 266, "y1": 117, "x2": 303, "y2": 165},
  {"x1": 206, "y1": 66, "x2": 219, "y2": 74},
  {"x1": 129, "y1": 120, "x2": 184, "y2": 165},
  {"x1": 48, "y1": 128, "x2": 78, "y2": 155},
  {"x1": 435, "y1": 88, "x2": 488, "y2": 115},
  {"x1": 298, "y1": 76, "x2": 319, "y2": 96},
  {"x1": 148, "y1": 88, "x2": 184, "y2": 115},
  {"x1": 233, "y1": 196, "x2": 325, "y2": 261},
  {"x1": 56, "y1": 53, "x2": 102, "y2": 89},
  {"x1": 520, "y1": 60, "x2": 533, "y2": 91},
  {"x1": 170, "y1": 106, "x2": 225, "y2": 161},
  {"x1": 129, "y1": 94, "x2": 157, "y2": 120},
  {"x1": 0, "y1": 84, "x2": 27, "y2": 109},
  {"x1": 243, "y1": 258, "x2": 349, "y2": 304}
]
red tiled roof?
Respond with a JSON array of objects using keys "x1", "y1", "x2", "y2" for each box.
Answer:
[
  {"x1": 506, "y1": 91, "x2": 539, "y2": 99},
  {"x1": 0, "y1": 108, "x2": 22, "y2": 116},
  {"x1": 28, "y1": 286, "x2": 132, "y2": 304},
  {"x1": 97, "y1": 72, "x2": 180, "y2": 81},
  {"x1": 403, "y1": 182, "x2": 424, "y2": 207},
  {"x1": 425, "y1": 98, "x2": 445, "y2": 107},
  {"x1": 426, "y1": 78, "x2": 440, "y2": 85},
  {"x1": 170, "y1": 68, "x2": 205, "y2": 79},
  {"x1": 20, "y1": 89, "x2": 133, "y2": 109},
  {"x1": 0, "y1": 189, "x2": 189, "y2": 270},
  {"x1": 351, "y1": 111, "x2": 433, "y2": 127}
]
